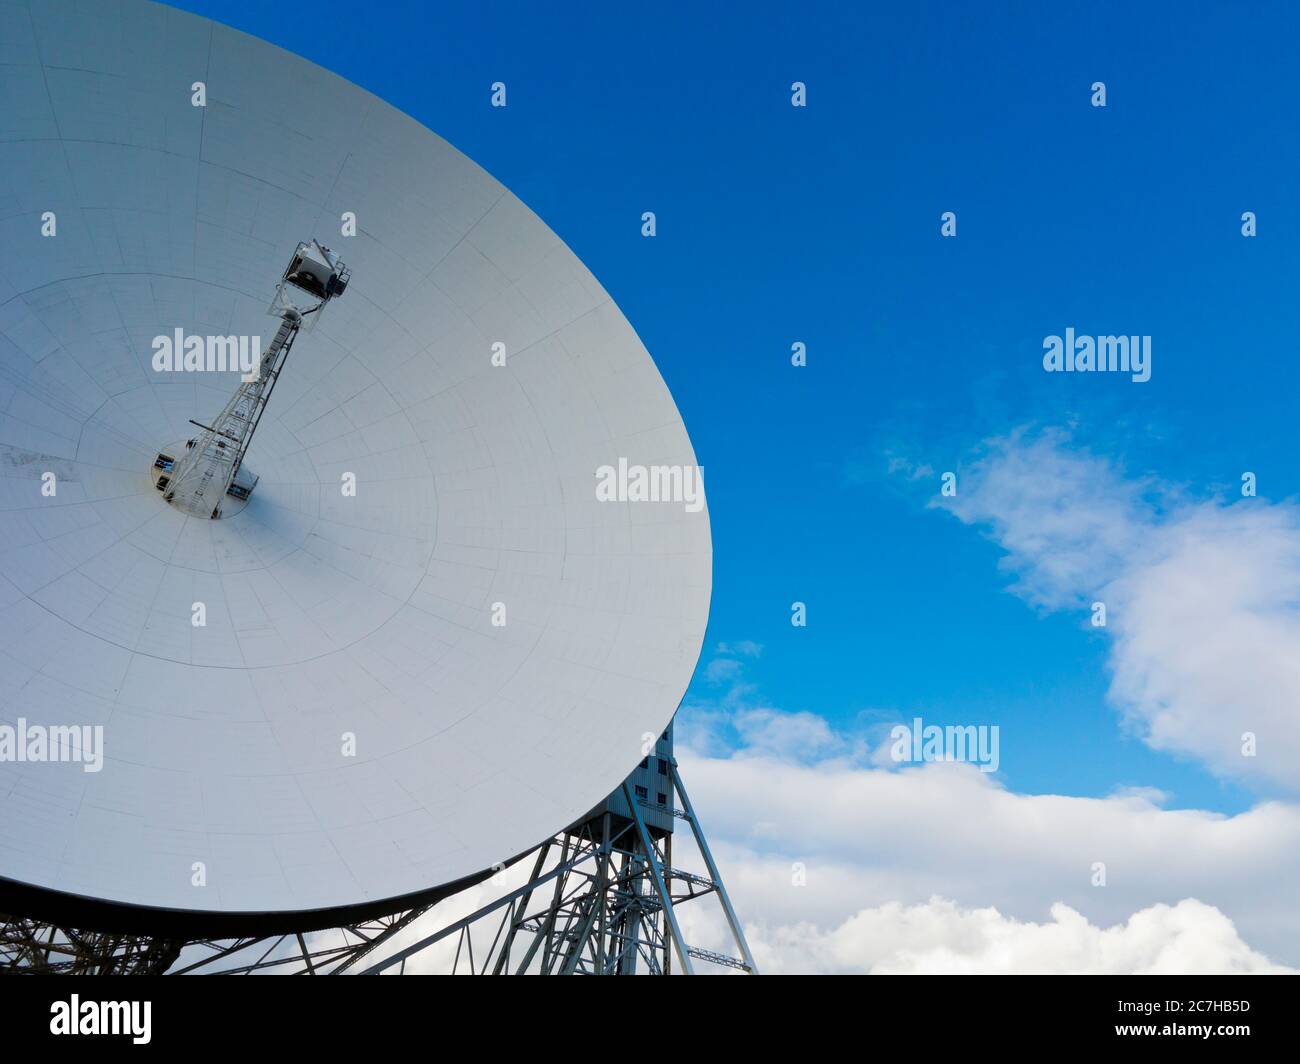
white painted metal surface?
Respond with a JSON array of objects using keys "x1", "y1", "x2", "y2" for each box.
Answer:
[{"x1": 0, "y1": 0, "x2": 709, "y2": 915}]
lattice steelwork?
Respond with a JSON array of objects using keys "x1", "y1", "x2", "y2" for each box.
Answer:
[
  {"x1": 0, "y1": 917, "x2": 183, "y2": 975},
  {"x1": 360, "y1": 758, "x2": 757, "y2": 976},
  {"x1": 166, "y1": 907, "x2": 432, "y2": 976}
]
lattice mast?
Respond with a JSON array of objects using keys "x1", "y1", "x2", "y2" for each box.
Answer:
[
  {"x1": 157, "y1": 241, "x2": 349, "y2": 518},
  {"x1": 356, "y1": 723, "x2": 759, "y2": 976}
]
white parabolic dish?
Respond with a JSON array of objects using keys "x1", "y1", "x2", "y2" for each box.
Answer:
[{"x1": 0, "y1": 0, "x2": 710, "y2": 918}]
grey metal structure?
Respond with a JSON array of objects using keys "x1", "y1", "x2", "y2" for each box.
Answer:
[
  {"x1": 359, "y1": 726, "x2": 758, "y2": 975},
  {"x1": 0, "y1": 918, "x2": 184, "y2": 974},
  {"x1": 162, "y1": 906, "x2": 432, "y2": 975}
]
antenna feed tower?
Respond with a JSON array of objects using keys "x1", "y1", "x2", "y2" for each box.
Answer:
[{"x1": 154, "y1": 240, "x2": 350, "y2": 518}]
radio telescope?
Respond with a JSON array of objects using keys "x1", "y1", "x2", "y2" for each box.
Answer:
[{"x1": 0, "y1": 0, "x2": 752, "y2": 974}]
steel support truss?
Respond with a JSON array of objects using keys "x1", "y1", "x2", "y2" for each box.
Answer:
[
  {"x1": 0, "y1": 761, "x2": 756, "y2": 976},
  {"x1": 0, "y1": 917, "x2": 184, "y2": 974},
  {"x1": 360, "y1": 761, "x2": 757, "y2": 975},
  {"x1": 164, "y1": 907, "x2": 434, "y2": 975}
]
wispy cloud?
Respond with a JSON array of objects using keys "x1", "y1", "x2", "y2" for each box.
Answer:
[
  {"x1": 925, "y1": 427, "x2": 1300, "y2": 793},
  {"x1": 936, "y1": 426, "x2": 1163, "y2": 608},
  {"x1": 682, "y1": 644, "x2": 879, "y2": 764}
]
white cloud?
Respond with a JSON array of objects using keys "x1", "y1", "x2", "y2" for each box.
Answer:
[
  {"x1": 937, "y1": 428, "x2": 1300, "y2": 791},
  {"x1": 1106, "y1": 504, "x2": 1300, "y2": 789},
  {"x1": 716, "y1": 640, "x2": 763, "y2": 658},
  {"x1": 702, "y1": 640, "x2": 764, "y2": 685},
  {"x1": 940, "y1": 427, "x2": 1159, "y2": 608},
  {"x1": 703, "y1": 656, "x2": 744, "y2": 684},
  {"x1": 677, "y1": 697, "x2": 867, "y2": 764},
  {"x1": 675, "y1": 750, "x2": 1300, "y2": 971},
  {"x1": 730, "y1": 707, "x2": 850, "y2": 761},
  {"x1": 731, "y1": 897, "x2": 1291, "y2": 974},
  {"x1": 883, "y1": 454, "x2": 936, "y2": 483}
]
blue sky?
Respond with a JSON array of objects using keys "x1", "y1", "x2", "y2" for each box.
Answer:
[{"x1": 169, "y1": 0, "x2": 1300, "y2": 816}]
